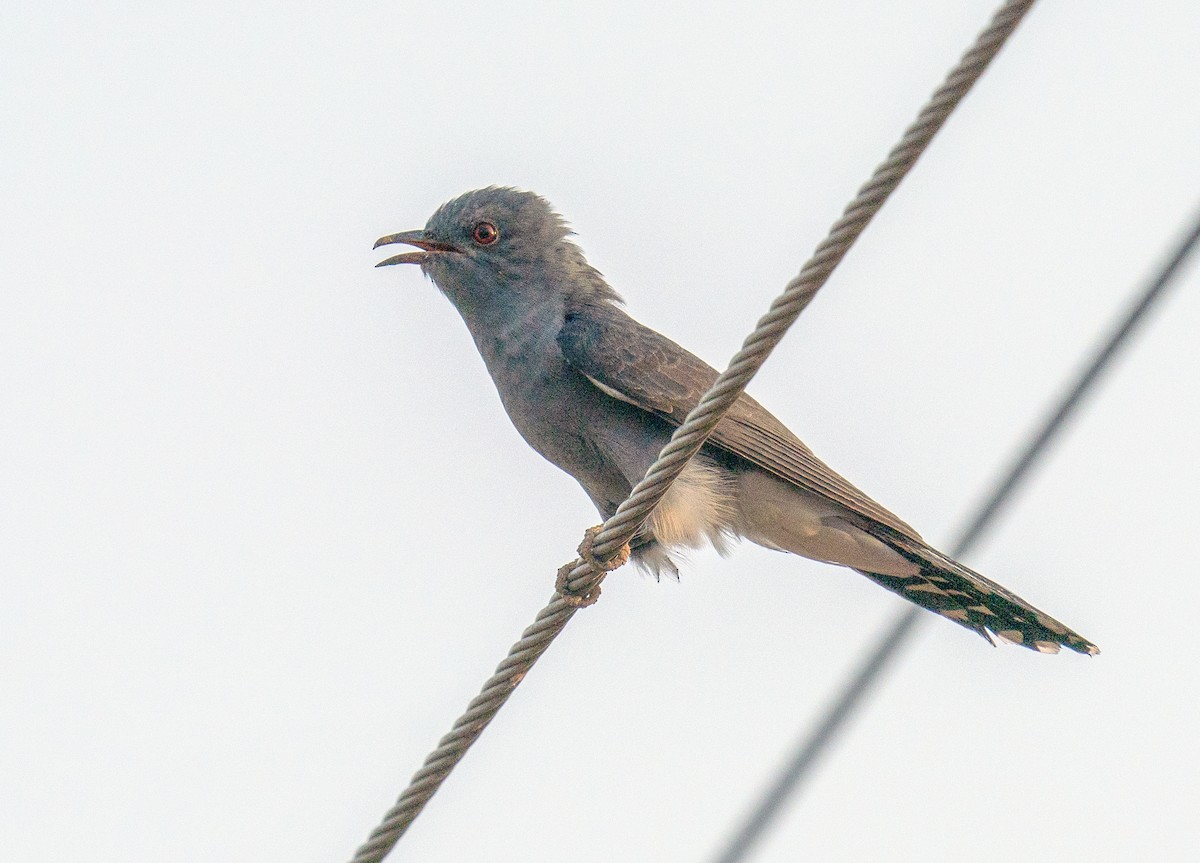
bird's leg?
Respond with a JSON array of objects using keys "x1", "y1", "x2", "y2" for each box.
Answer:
[{"x1": 555, "y1": 525, "x2": 632, "y2": 607}]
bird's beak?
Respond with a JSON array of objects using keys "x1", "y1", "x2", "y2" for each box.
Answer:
[{"x1": 373, "y1": 230, "x2": 459, "y2": 267}]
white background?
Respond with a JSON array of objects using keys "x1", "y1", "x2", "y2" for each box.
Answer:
[{"x1": 3, "y1": 2, "x2": 1199, "y2": 861}]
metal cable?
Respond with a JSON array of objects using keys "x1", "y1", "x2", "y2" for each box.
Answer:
[
  {"x1": 712, "y1": 206, "x2": 1200, "y2": 863},
  {"x1": 349, "y1": 1, "x2": 1035, "y2": 859}
]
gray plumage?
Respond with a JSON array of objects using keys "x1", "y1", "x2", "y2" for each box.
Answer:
[{"x1": 375, "y1": 187, "x2": 1097, "y2": 656}]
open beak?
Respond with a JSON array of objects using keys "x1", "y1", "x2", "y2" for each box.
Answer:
[{"x1": 373, "y1": 230, "x2": 459, "y2": 267}]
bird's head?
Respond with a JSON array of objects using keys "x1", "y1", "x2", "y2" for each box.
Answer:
[{"x1": 374, "y1": 187, "x2": 620, "y2": 320}]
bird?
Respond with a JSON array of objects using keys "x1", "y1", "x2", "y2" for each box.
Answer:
[{"x1": 374, "y1": 186, "x2": 1097, "y2": 656}]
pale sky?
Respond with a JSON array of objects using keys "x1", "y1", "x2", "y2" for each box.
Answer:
[{"x1": 3, "y1": 2, "x2": 1199, "y2": 861}]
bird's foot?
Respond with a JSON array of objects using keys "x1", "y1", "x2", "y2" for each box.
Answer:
[
  {"x1": 555, "y1": 526, "x2": 632, "y2": 608},
  {"x1": 577, "y1": 525, "x2": 632, "y2": 573}
]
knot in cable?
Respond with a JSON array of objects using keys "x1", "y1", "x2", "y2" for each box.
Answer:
[{"x1": 555, "y1": 525, "x2": 632, "y2": 607}]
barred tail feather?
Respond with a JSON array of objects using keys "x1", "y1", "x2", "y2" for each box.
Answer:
[{"x1": 858, "y1": 540, "x2": 1098, "y2": 656}]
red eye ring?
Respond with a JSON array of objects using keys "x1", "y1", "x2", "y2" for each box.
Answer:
[{"x1": 472, "y1": 221, "x2": 499, "y2": 245}]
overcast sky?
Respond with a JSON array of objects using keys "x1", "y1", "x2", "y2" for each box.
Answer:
[{"x1": 3, "y1": 2, "x2": 1199, "y2": 861}]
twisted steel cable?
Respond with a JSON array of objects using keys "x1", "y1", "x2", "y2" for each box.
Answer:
[
  {"x1": 349, "y1": 1, "x2": 1036, "y2": 860},
  {"x1": 567, "y1": 0, "x2": 1036, "y2": 576}
]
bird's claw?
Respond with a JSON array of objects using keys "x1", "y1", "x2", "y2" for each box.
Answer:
[
  {"x1": 555, "y1": 526, "x2": 631, "y2": 607},
  {"x1": 577, "y1": 525, "x2": 632, "y2": 573}
]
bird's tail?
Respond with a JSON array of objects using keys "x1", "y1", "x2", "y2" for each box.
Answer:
[{"x1": 858, "y1": 535, "x2": 1098, "y2": 655}]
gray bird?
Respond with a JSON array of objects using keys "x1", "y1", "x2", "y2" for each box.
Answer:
[{"x1": 375, "y1": 187, "x2": 1097, "y2": 656}]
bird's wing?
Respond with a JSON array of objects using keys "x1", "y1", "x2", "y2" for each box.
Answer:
[{"x1": 557, "y1": 306, "x2": 922, "y2": 540}]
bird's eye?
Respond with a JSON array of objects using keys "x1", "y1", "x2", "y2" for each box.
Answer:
[{"x1": 472, "y1": 221, "x2": 499, "y2": 246}]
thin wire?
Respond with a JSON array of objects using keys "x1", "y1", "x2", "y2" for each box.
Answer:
[
  {"x1": 712, "y1": 203, "x2": 1200, "y2": 863},
  {"x1": 349, "y1": 1, "x2": 1036, "y2": 859}
]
